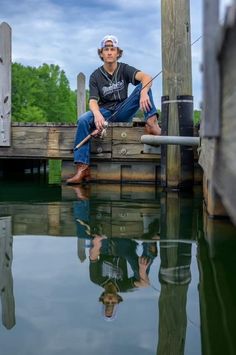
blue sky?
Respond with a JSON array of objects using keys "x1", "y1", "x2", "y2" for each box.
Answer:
[{"x1": 0, "y1": 0, "x2": 232, "y2": 110}]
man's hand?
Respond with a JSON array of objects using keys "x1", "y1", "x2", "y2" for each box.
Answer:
[
  {"x1": 89, "y1": 235, "x2": 107, "y2": 261},
  {"x1": 92, "y1": 235, "x2": 107, "y2": 248},
  {"x1": 94, "y1": 111, "x2": 106, "y2": 132},
  {"x1": 140, "y1": 91, "x2": 152, "y2": 113}
]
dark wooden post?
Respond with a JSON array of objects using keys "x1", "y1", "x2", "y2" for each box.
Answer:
[
  {"x1": 201, "y1": 0, "x2": 220, "y2": 137},
  {"x1": 0, "y1": 22, "x2": 11, "y2": 147},
  {"x1": 77, "y1": 72, "x2": 86, "y2": 118},
  {"x1": 161, "y1": 0, "x2": 193, "y2": 188}
]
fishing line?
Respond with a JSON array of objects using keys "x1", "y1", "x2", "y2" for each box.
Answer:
[
  {"x1": 103, "y1": 34, "x2": 202, "y2": 125},
  {"x1": 76, "y1": 35, "x2": 203, "y2": 148}
]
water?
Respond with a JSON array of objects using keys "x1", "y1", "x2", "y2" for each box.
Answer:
[{"x1": 0, "y1": 181, "x2": 236, "y2": 355}]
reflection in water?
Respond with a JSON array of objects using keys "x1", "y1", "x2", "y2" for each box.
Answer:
[
  {"x1": 157, "y1": 192, "x2": 193, "y2": 355},
  {"x1": 73, "y1": 185, "x2": 159, "y2": 321},
  {"x1": 157, "y1": 241, "x2": 191, "y2": 355},
  {"x1": 0, "y1": 216, "x2": 15, "y2": 329},
  {"x1": 89, "y1": 236, "x2": 157, "y2": 320},
  {"x1": 0, "y1": 182, "x2": 235, "y2": 355},
  {"x1": 198, "y1": 214, "x2": 236, "y2": 355}
]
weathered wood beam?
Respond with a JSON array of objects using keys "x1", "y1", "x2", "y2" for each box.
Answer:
[
  {"x1": 161, "y1": 0, "x2": 193, "y2": 188},
  {"x1": 201, "y1": 0, "x2": 220, "y2": 137},
  {"x1": 0, "y1": 22, "x2": 11, "y2": 147},
  {"x1": 77, "y1": 72, "x2": 86, "y2": 118}
]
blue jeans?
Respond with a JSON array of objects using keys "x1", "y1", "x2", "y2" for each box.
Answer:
[{"x1": 73, "y1": 83, "x2": 157, "y2": 164}]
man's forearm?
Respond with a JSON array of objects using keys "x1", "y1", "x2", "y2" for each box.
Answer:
[
  {"x1": 141, "y1": 75, "x2": 152, "y2": 93},
  {"x1": 89, "y1": 99, "x2": 100, "y2": 115},
  {"x1": 135, "y1": 71, "x2": 153, "y2": 93}
]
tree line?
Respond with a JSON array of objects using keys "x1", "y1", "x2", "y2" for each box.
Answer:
[
  {"x1": 12, "y1": 62, "x2": 200, "y2": 125},
  {"x1": 12, "y1": 62, "x2": 79, "y2": 123}
]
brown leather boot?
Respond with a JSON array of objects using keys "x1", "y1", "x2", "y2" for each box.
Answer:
[
  {"x1": 145, "y1": 114, "x2": 161, "y2": 135},
  {"x1": 71, "y1": 186, "x2": 90, "y2": 200},
  {"x1": 66, "y1": 164, "x2": 90, "y2": 184}
]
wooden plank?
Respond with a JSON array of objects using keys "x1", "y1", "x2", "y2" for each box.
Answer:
[
  {"x1": 0, "y1": 216, "x2": 15, "y2": 329},
  {"x1": 201, "y1": 0, "x2": 220, "y2": 137},
  {"x1": 198, "y1": 138, "x2": 216, "y2": 181},
  {"x1": 0, "y1": 22, "x2": 11, "y2": 146},
  {"x1": 112, "y1": 126, "x2": 158, "y2": 159},
  {"x1": 0, "y1": 124, "x2": 156, "y2": 160},
  {"x1": 0, "y1": 125, "x2": 75, "y2": 159},
  {"x1": 202, "y1": 175, "x2": 227, "y2": 218},
  {"x1": 63, "y1": 160, "x2": 161, "y2": 183},
  {"x1": 90, "y1": 127, "x2": 112, "y2": 158}
]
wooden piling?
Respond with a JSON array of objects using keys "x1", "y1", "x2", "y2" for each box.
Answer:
[
  {"x1": 77, "y1": 72, "x2": 86, "y2": 118},
  {"x1": 0, "y1": 22, "x2": 11, "y2": 147},
  {"x1": 161, "y1": 0, "x2": 193, "y2": 188}
]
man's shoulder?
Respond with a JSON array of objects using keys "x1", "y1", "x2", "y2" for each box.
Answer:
[
  {"x1": 90, "y1": 66, "x2": 103, "y2": 79},
  {"x1": 119, "y1": 62, "x2": 138, "y2": 72}
]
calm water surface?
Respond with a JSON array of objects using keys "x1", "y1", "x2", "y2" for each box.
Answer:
[{"x1": 0, "y1": 181, "x2": 236, "y2": 355}]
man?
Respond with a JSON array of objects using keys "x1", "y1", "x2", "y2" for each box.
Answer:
[{"x1": 67, "y1": 34, "x2": 161, "y2": 184}]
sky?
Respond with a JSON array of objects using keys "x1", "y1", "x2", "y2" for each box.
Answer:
[{"x1": 0, "y1": 0, "x2": 233, "y2": 110}]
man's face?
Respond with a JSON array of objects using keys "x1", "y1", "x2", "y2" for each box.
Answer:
[
  {"x1": 101, "y1": 40, "x2": 118, "y2": 63},
  {"x1": 103, "y1": 293, "x2": 120, "y2": 318},
  {"x1": 103, "y1": 293, "x2": 120, "y2": 305}
]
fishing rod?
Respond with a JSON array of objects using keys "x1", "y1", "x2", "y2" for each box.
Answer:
[{"x1": 74, "y1": 35, "x2": 202, "y2": 151}]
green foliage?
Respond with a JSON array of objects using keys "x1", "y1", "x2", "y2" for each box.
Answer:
[
  {"x1": 12, "y1": 63, "x2": 77, "y2": 123},
  {"x1": 193, "y1": 110, "x2": 201, "y2": 126},
  {"x1": 17, "y1": 106, "x2": 47, "y2": 123}
]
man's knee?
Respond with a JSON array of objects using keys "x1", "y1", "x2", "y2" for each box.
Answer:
[{"x1": 78, "y1": 111, "x2": 93, "y2": 126}]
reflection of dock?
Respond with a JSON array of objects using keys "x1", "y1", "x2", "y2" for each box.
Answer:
[
  {"x1": 198, "y1": 212, "x2": 236, "y2": 355},
  {"x1": 0, "y1": 184, "x2": 201, "y2": 242}
]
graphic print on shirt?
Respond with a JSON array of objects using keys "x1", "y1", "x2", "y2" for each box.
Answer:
[{"x1": 102, "y1": 80, "x2": 125, "y2": 97}]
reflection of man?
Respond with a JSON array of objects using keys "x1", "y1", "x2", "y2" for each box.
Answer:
[{"x1": 89, "y1": 236, "x2": 155, "y2": 321}]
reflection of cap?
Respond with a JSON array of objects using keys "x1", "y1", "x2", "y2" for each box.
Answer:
[
  {"x1": 102, "y1": 303, "x2": 119, "y2": 322},
  {"x1": 100, "y1": 35, "x2": 119, "y2": 49}
]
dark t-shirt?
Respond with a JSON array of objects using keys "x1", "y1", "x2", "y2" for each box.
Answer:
[{"x1": 89, "y1": 62, "x2": 140, "y2": 110}]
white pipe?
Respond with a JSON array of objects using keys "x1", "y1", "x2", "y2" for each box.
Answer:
[{"x1": 141, "y1": 135, "x2": 200, "y2": 146}]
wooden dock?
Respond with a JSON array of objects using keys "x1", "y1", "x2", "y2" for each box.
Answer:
[
  {"x1": 0, "y1": 121, "x2": 163, "y2": 183},
  {"x1": 199, "y1": 2, "x2": 236, "y2": 224},
  {"x1": 1, "y1": 1, "x2": 236, "y2": 224}
]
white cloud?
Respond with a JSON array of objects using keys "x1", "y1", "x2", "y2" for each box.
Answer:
[{"x1": 1, "y1": 0, "x2": 205, "y2": 108}]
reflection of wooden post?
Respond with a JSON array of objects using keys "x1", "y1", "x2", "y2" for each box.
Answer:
[
  {"x1": 157, "y1": 191, "x2": 193, "y2": 354},
  {"x1": 74, "y1": 68, "x2": 87, "y2": 263},
  {"x1": 77, "y1": 239, "x2": 86, "y2": 263},
  {"x1": 0, "y1": 216, "x2": 15, "y2": 329},
  {"x1": 0, "y1": 22, "x2": 11, "y2": 147},
  {"x1": 157, "y1": 284, "x2": 189, "y2": 355}
]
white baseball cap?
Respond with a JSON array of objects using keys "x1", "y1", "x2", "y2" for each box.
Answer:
[{"x1": 100, "y1": 35, "x2": 119, "y2": 48}]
